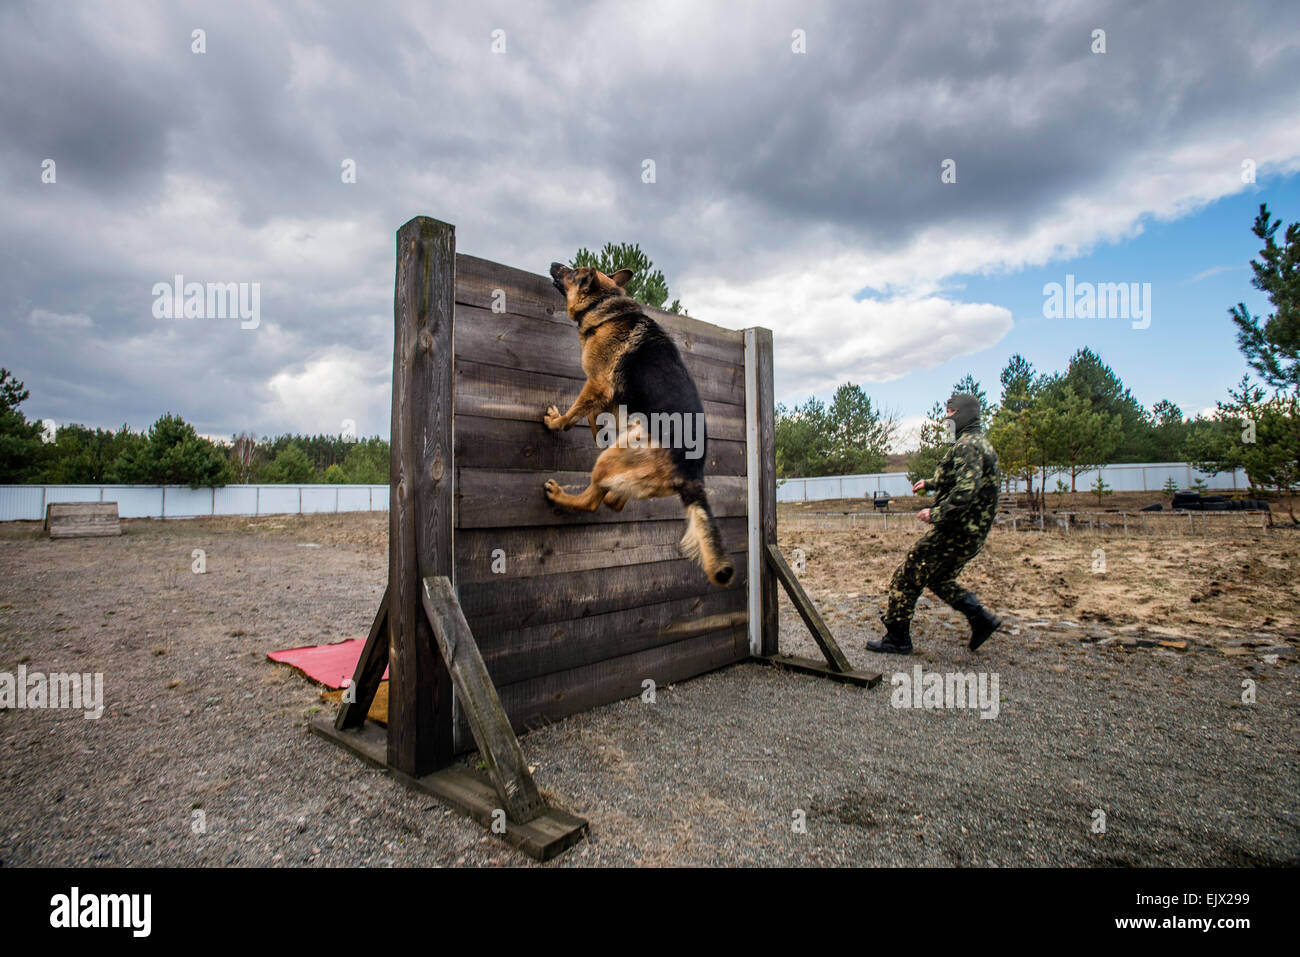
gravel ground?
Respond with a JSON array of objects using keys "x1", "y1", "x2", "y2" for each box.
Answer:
[{"x1": 0, "y1": 513, "x2": 1296, "y2": 867}]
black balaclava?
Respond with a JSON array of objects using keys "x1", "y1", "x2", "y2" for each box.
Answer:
[{"x1": 946, "y1": 393, "x2": 981, "y2": 436}]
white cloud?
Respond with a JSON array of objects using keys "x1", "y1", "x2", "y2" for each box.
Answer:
[
  {"x1": 683, "y1": 263, "x2": 1014, "y2": 397},
  {"x1": 263, "y1": 346, "x2": 390, "y2": 437},
  {"x1": 26, "y1": 308, "x2": 93, "y2": 331},
  {"x1": 1189, "y1": 264, "x2": 1238, "y2": 283},
  {"x1": 891, "y1": 413, "x2": 932, "y2": 454}
]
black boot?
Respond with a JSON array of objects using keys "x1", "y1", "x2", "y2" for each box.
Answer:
[
  {"x1": 952, "y1": 592, "x2": 1002, "y2": 651},
  {"x1": 867, "y1": 618, "x2": 913, "y2": 655}
]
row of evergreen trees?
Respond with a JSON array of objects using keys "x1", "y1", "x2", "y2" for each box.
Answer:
[
  {"x1": 774, "y1": 350, "x2": 1196, "y2": 485},
  {"x1": 0, "y1": 376, "x2": 388, "y2": 488},
  {"x1": 775, "y1": 203, "x2": 1298, "y2": 522}
]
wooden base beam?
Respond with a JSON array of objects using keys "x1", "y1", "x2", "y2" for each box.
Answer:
[
  {"x1": 756, "y1": 653, "x2": 882, "y2": 688},
  {"x1": 310, "y1": 718, "x2": 588, "y2": 862}
]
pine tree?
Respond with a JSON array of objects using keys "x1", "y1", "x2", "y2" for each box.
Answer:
[
  {"x1": 1035, "y1": 385, "x2": 1121, "y2": 492},
  {"x1": 1192, "y1": 203, "x2": 1300, "y2": 523},
  {"x1": 571, "y1": 242, "x2": 686, "y2": 314},
  {"x1": 1231, "y1": 204, "x2": 1300, "y2": 392},
  {"x1": 822, "y1": 383, "x2": 897, "y2": 475},
  {"x1": 0, "y1": 369, "x2": 45, "y2": 483},
  {"x1": 1056, "y1": 348, "x2": 1148, "y2": 461},
  {"x1": 112, "y1": 413, "x2": 230, "y2": 488}
]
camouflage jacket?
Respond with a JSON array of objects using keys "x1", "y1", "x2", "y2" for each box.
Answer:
[{"x1": 929, "y1": 429, "x2": 999, "y2": 533}]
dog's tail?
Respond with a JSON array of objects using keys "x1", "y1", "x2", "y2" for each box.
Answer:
[{"x1": 679, "y1": 481, "x2": 734, "y2": 586}]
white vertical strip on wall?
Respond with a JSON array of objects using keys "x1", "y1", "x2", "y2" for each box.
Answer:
[{"x1": 743, "y1": 329, "x2": 762, "y2": 656}]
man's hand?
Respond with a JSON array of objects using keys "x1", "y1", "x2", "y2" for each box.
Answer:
[
  {"x1": 917, "y1": 508, "x2": 931, "y2": 524},
  {"x1": 912, "y1": 479, "x2": 927, "y2": 494}
]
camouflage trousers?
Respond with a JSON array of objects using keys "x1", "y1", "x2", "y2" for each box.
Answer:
[{"x1": 884, "y1": 523, "x2": 990, "y2": 627}]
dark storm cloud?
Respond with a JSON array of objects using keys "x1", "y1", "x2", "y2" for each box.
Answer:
[{"x1": 1, "y1": 0, "x2": 1298, "y2": 435}]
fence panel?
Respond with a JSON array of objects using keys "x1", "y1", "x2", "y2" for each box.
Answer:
[
  {"x1": 214, "y1": 486, "x2": 260, "y2": 515},
  {"x1": 110, "y1": 486, "x2": 167, "y2": 518},
  {"x1": 776, "y1": 462, "x2": 1253, "y2": 503},
  {"x1": 0, "y1": 484, "x2": 390, "y2": 521}
]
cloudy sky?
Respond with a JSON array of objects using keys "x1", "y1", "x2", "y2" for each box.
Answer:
[{"x1": 3, "y1": 0, "x2": 1299, "y2": 450}]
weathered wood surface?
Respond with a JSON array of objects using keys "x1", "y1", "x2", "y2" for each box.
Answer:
[
  {"x1": 45, "y1": 502, "x2": 120, "y2": 539},
  {"x1": 757, "y1": 654, "x2": 883, "y2": 688},
  {"x1": 456, "y1": 624, "x2": 750, "y2": 745},
  {"x1": 474, "y1": 588, "x2": 748, "y2": 688},
  {"x1": 453, "y1": 254, "x2": 745, "y2": 364},
  {"x1": 420, "y1": 576, "x2": 546, "y2": 824},
  {"x1": 453, "y1": 412, "x2": 747, "y2": 478},
  {"x1": 444, "y1": 255, "x2": 759, "y2": 754},
  {"x1": 387, "y1": 216, "x2": 455, "y2": 775},
  {"x1": 755, "y1": 328, "x2": 779, "y2": 657},
  {"x1": 455, "y1": 517, "x2": 748, "y2": 584},
  {"x1": 454, "y1": 358, "x2": 746, "y2": 442},
  {"x1": 457, "y1": 547, "x2": 747, "y2": 633},
  {"x1": 454, "y1": 305, "x2": 745, "y2": 407},
  {"x1": 334, "y1": 585, "x2": 390, "y2": 730},
  {"x1": 457, "y1": 469, "x2": 747, "y2": 528}
]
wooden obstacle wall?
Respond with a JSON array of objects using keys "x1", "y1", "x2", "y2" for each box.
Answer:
[
  {"x1": 321, "y1": 217, "x2": 867, "y2": 853},
  {"x1": 45, "y1": 502, "x2": 121, "y2": 539},
  {"x1": 442, "y1": 232, "x2": 774, "y2": 752}
]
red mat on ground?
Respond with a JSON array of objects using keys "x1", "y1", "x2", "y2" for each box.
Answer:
[{"x1": 267, "y1": 639, "x2": 386, "y2": 689}]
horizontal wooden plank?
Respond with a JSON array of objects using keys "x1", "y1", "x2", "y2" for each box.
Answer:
[
  {"x1": 454, "y1": 358, "x2": 746, "y2": 442},
  {"x1": 456, "y1": 468, "x2": 747, "y2": 528},
  {"x1": 455, "y1": 624, "x2": 750, "y2": 750},
  {"x1": 452, "y1": 413, "x2": 747, "y2": 477},
  {"x1": 475, "y1": 588, "x2": 747, "y2": 688},
  {"x1": 458, "y1": 547, "x2": 747, "y2": 633},
  {"x1": 454, "y1": 253, "x2": 571, "y2": 326},
  {"x1": 453, "y1": 253, "x2": 745, "y2": 365},
  {"x1": 455, "y1": 516, "x2": 748, "y2": 584},
  {"x1": 454, "y1": 304, "x2": 746, "y2": 407}
]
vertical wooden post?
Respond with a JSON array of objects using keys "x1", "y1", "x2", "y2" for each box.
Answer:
[
  {"x1": 388, "y1": 216, "x2": 456, "y2": 776},
  {"x1": 743, "y1": 330, "x2": 761, "y2": 656},
  {"x1": 754, "y1": 329, "x2": 778, "y2": 656}
]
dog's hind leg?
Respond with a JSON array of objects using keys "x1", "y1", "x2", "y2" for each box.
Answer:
[{"x1": 544, "y1": 478, "x2": 605, "y2": 512}]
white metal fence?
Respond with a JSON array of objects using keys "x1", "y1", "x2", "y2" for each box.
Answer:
[
  {"x1": 776, "y1": 462, "x2": 1254, "y2": 503},
  {"x1": 0, "y1": 484, "x2": 389, "y2": 522}
]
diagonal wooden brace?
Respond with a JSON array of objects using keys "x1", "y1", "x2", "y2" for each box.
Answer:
[
  {"x1": 419, "y1": 575, "x2": 546, "y2": 824},
  {"x1": 760, "y1": 543, "x2": 881, "y2": 688},
  {"x1": 335, "y1": 584, "x2": 390, "y2": 730}
]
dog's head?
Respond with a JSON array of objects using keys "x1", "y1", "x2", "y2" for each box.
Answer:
[{"x1": 549, "y1": 262, "x2": 634, "y2": 320}]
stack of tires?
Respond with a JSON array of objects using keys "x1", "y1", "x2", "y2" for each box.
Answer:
[{"x1": 1170, "y1": 490, "x2": 1270, "y2": 512}]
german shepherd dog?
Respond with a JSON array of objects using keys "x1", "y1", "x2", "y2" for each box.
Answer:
[{"x1": 543, "y1": 262, "x2": 734, "y2": 586}]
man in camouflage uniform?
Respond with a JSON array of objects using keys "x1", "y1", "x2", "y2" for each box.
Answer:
[{"x1": 867, "y1": 393, "x2": 1002, "y2": 655}]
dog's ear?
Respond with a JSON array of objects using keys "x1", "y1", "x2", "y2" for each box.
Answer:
[{"x1": 609, "y1": 268, "x2": 634, "y2": 289}]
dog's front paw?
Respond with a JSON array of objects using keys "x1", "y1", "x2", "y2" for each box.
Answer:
[
  {"x1": 544, "y1": 405, "x2": 565, "y2": 431},
  {"x1": 544, "y1": 479, "x2": 563, "y2": 502}
]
